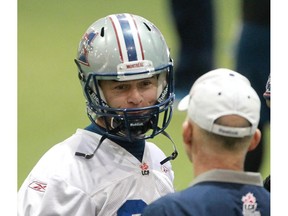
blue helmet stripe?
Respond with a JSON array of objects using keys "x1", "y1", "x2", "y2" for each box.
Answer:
[{"x1": 116, "y1": 14, "x2": 138, "y2": 62}]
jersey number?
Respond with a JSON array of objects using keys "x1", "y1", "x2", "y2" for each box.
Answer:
[{"x1": 117, "y1": 200, "x2": 147, "y2": 216}]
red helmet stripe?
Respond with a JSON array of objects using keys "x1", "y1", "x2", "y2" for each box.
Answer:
[{"x1": 109, "y1": 16, "x2": 124, "y2": 63}]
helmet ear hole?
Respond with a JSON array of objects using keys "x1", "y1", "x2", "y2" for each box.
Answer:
[
  {"x1": 143, "y1": 22, "x2": 151, "y2": 31},
  {"x1": 100, "y1": 27, "x2": 105, "y2": 37}
]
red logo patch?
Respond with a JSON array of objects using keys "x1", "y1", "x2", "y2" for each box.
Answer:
[
  {"x1": 28, "y1": 181, "x2": 47, "y2": 192},
  {"x1": 140, "y1": 162, "x2": 150, "y2": 175}
]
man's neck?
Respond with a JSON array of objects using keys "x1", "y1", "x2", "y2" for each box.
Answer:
[
  {"x1": 193, "y1": 154, "x2": 244, "y2": 177},
  {"x1": 85, "y1": 123, "x2": 145, "y2": 162}
]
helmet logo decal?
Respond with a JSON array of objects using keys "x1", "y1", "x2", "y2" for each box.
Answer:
[
  {"x1": 109, "y1": 13, "x2": 144, "y2": 63},
  {"x1": 78, "y1": 31, "x2": 98, "y2": 66}
]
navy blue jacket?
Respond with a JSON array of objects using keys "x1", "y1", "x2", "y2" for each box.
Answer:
[{"x1": 142, "y1": 169, "x2": 270, "y2": 216}]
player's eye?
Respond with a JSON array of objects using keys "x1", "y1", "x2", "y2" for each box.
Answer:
[
  {"x1": 113, "y1": 84, "x2": 128, "y2": 91},
  {"x1": 140, "y1": 80, "x2": 152, "y2": 87},
  {"x1": 140, "y1": 77, "x2": 157, "y2": 87}
]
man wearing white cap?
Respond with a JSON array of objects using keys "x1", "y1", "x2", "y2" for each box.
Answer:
[{"x1": 142, "y1": 68, "x2": 270, "y2": 216}]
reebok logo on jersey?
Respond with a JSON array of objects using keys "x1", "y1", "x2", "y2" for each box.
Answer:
[{"x1": 28, "y1": 181, "x2": 47, "y2": 192}]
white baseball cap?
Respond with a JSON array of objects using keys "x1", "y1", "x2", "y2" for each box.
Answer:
[{"x1": 178, "y1": 68, "x2": 261, "y2": 137}]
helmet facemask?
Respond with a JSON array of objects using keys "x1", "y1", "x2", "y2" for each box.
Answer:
[{"x1": 79, "y1": 63, "x2": 174, "y2": 142}]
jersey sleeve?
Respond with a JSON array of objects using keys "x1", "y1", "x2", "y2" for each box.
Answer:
[{"x1": 18, "y1": 175, "x2": 96, "y2": 216}]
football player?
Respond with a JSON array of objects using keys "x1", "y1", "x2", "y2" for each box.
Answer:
[{"x1": 18, "y1": 13, "x2": 177, "y2": 215}]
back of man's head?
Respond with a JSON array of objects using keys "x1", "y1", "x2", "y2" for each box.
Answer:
[{"x1": 178, "y1": 68, "x2": 261, "y2": 139}]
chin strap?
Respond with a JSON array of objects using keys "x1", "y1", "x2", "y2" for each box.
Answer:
[
  {"x1": 75, "y1": 126, "x2": 178, "y2": 164},
  {"x1": 159, "y1": 129, "x2": 178, "y2": 165},
  {"x1": 75, "y1": 135, "x2": 107, "y2": 159},
  {"x1": 75, "y1": 125, "x2": 123, "y2": 160}
]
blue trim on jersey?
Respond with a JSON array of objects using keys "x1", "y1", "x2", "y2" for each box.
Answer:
[
  {"x1": 117, "y1": 14, "x2": 138, "y2": 61},
  {"x1": 118, "y1": 200, "x2": 147, "y2": 215},
  {"x1": 85, "y1": 124, "x2": 145, "y2": 162}
]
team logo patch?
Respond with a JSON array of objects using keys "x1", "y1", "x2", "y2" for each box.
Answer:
[
  {"x1": 28, "y1": 181, "x2": 47, "y2": 192},
  {"x1": 140, "y1": 162, "x2": 149, "y2": 175},
  {"x1": 78, "y1": 31, "x2": 98, "y2": 66},
  {"x1": 242, "y1": 192, "x2": 261, "y2": 216}
]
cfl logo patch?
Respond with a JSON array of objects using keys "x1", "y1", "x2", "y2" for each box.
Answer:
[
  {"x1": 140, "y1": 162, "x2": 149, "y2": 175},
  {"x1": 242, "y1": 192, "x2": 261, "y2": 216}
]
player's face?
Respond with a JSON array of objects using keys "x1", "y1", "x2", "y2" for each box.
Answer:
[{"x1": 99, "y1": 76, "x2": 158, "y2": 109}]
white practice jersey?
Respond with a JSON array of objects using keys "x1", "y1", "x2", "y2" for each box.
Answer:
[{"x1": 18, "y1": 129, "x2": 174, "y2": 216}]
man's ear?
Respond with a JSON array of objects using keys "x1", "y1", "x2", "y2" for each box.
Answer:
[
  {"x1": 182, "y1": 120, "x2": 193, "y2": 162},
  {"x1": 248, "y1": 129, "x2": 262, "y2": 152},
  {"x1": 182, "y1": 120, "x2": 193, "y2": 147}
]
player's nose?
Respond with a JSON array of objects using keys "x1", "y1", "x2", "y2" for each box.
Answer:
[{"x1": 127, "y1": 87, "x2": 143, "y2": 105}]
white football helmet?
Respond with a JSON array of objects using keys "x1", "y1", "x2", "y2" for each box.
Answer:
[{"x1": 75, "y1": 13, "x2": 175, "y2": 142}]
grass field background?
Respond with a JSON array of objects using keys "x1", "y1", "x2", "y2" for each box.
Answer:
[{"x1": 18, "y1": 0, "x2": 270, "y2": 190}]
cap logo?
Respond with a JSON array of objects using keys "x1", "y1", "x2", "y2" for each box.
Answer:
[
  {"x1": 211, "y1": 124, "x2": 253, "y2": 138},
  {"x1": 218, "y1": 128, "x2": 239, "y2": 136}
]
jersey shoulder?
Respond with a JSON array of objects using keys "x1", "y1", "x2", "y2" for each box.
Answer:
[{"x1": 21, "y1": 129, "x2": 101, "y2": 186}]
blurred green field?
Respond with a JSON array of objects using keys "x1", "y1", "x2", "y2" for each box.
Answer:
[{"x1": 18, "y1": 0, "x2": 270, "y2": 190}]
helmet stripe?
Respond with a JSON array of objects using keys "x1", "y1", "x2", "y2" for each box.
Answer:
[
  {"x1": 128, "y1": 14, "x2": 145, "y2": 60},
  {"x1": 117, "y1": 14, "x2": 137, "y2": 62},
  {"x1": 110, "y1": 14, "x2": 144, "y2": 63},
  {"x1": 109, "y1": 15, "x2": 125, "y2": 62}
]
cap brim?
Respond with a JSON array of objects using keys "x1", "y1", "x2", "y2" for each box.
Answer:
[{"x1": 177, "y1": 94, "x2": 190, "y2": 111}]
